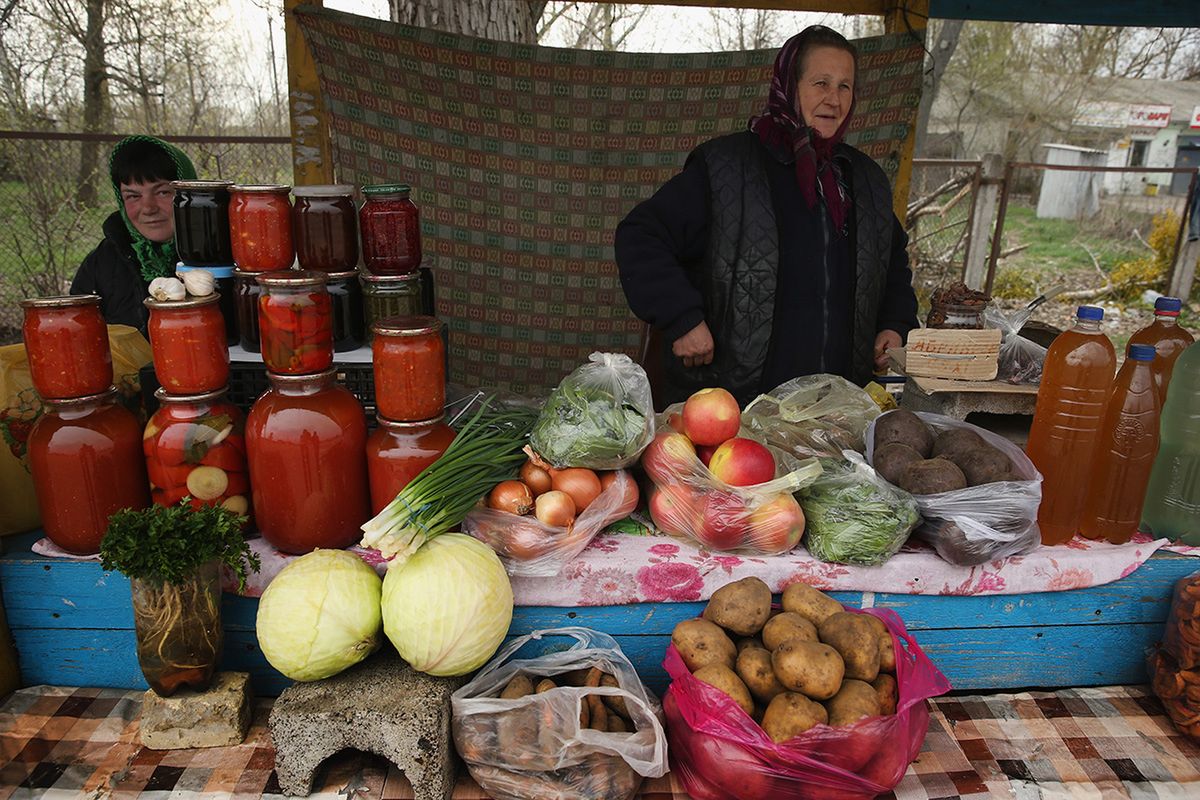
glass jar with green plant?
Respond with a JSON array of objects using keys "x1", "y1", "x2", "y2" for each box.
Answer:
[{"x1": 100, "y1": 500, "x2": 260, "y2": 697}]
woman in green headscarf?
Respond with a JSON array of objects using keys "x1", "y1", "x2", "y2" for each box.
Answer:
[{"x1": 71, "y1": 135, "x2": 197, "y2": 331}]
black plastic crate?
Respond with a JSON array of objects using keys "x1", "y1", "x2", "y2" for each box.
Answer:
[{"x1": 226, "y1": 359, "x2": 377, "y2": 418}]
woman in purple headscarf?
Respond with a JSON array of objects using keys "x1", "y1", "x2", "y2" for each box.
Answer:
[{"x1": 616, "y1": 25, "x2": 918, "y2": 407}]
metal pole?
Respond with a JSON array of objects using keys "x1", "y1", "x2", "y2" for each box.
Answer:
[{"x1": 984, "y1": 162, "x2": 1015, "y2": 298}]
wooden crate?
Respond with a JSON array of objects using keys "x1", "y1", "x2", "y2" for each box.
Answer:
[{"x1": 904, "y1": 328, "x2": 1002, "y2": 381}]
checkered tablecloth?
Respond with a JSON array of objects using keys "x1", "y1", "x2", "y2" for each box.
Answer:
[{"x1": 2, "y1": 685, "x2": 1199, "y2": 798}]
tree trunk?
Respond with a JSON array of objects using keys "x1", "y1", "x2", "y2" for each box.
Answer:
[
  {"x1": 77, "y1": 0, "x2": 109, "y2": 207},
  {"x1": 914, "y1": 18, "x2": 963, "y2": 158},
  {"x1": 388, "y1": 0, "x2": 545, "y2": 42}
]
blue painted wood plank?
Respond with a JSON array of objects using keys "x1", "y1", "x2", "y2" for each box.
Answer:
[{"x1": 930, "y1": 0, "x2": 1199, "y2": 27}]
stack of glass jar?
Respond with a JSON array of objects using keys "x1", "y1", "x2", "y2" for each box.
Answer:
[
  {"x1": 229, "y1": 184, "x2": 295, "y2": 353},
  {"x1": 366, "y1": 315, "x2": 454, "y2": 514},
  {"x1": 359, "y1": 184, "x2": 428, "y2": 341},
  {"x1": 291, "y1": 185, "x2": 365, "y2": 351},
  {"x1": 172, "y1": 180, "x2": 239, "y2": 344},
  {"x1": 20, "y1": 295, "x2": 150, "y2": 554},
  {"x1": 244, "y1": 270, "x2": 371, "y2": 553}
]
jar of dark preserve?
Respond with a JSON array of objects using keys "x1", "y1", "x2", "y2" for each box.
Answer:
[
  {"x1": 177, "y1": 265, "x2": 237, "y2": 345},
  {"x1": 366, "y1": 415, "x2": 455, "y2": 514},
  {"x1": 144, "y1": 294, "x2": 230, "y2": 394},
  {"x1": 20, "y1": 295, "x2": 112, "y2": 399},
  {"x1": 256, "y1": 270, "x2": 333, "y2": 374},
  {"x1": 172, "y1": 180, "x2": 234, "y2": 266},
  {"x1": 292, "y1": 185, "x2": 358, "y2": 272},
  {"x1": 372, "y1": 316, "x2": 445, "y2": 422},
  {"x1": 360, "y1": 184, "x2": 422, "y2": 275},
  {"x1": 28, "y1": 387, "x2": 150, "y2": 554},
  {"x1": 326, "y1": 269, "x2": 365, "y2": 352},
  {"x1": 360, "y1": 272, "x2": 423, "y2": 342},
  {"x1": 229, "y1": 184, "x2": 294, "y2": 272},
  {"x1": 233, "y1": 268, "x2": 264, "y2": 353},
  {"x1": 245, "y1": 369, "x2": 370, "y2": 554}
]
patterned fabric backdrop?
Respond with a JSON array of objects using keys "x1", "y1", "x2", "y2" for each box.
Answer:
[{"x1": 294, "y1": 6, "x2": 924, "y2": 394}]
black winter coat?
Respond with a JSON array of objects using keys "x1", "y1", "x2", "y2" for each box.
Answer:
[
  {"x1": 615, "y1": 131, "x2": 917, "y2": 405},
  {"x1": 70, "y1": 212, "x2": 151, "y2": 333}
]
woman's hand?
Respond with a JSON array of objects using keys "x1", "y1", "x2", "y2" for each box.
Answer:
[
  {"x1": 874, "y1": 329, "x2": 902, "y2": 371},
  {"x1": 673, "y1": 321, "x2": 714, "y2": 368}
]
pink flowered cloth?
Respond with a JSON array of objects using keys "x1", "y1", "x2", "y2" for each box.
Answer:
[{"x1": 36, "y1": 531, "x2": 1186, "y2": 604}]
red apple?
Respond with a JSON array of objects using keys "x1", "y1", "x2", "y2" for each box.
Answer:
[
  {"x1": 697, "y1": 490, "x2": 748, "y2": 550},
  {"x1": 682, "y1": 387, "x2": 741, "y2": 446},
  {"x1": 648, "y1": 484, "x2": 701, "y2": 537},
  {"x1": 696, "y1": 444, "x2": 719, "y2": 467},
  {"x1": 708, "y1": 437, "x2": 776, "y2": 487},
  {"x1": 640, "y1": 431, "x2": 697, "y2": 484},
  {"x1": 666, "y1": 411, "x2": 685, "y2": 434},
  {"x1": 748, "y1": 494, "x2": 806, "y2": 554}
]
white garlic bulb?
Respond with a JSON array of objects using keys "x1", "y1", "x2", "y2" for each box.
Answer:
[
  {"x1": 180, "y1": 269, "x2": 215, "y2": 297},
  {"x1": 149, "y1": 277, "x2": 186, "y2": 302}
]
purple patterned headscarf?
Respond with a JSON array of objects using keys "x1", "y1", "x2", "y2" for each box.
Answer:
[{"x1": 750, "y1": 26, "x2": 856, "y2": 233}]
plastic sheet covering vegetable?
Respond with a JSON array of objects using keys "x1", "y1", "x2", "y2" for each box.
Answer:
[
  {"x1": 799, "y1": 453, "x2": 920, "y2": 566},
  {"x1": 530, "y1": 353, "x2": 655, "y2": 469},
  {"x1": 865, "y1": 413, "x2": 1043, "y2": 566},
  {"x1": 983, "y1": 303, "x2": 1048, "y2": 385},
  {"x1": 663, "y1": 609, "x2": 950, "y2": 800},
  {"x1": 452, "y1": 627, "x2": 669, "y2": 800},
  {"x1": 742, "y1": 375, "x2": 881, "y2": 459},
  {"x1": 1149, "y1": 570, "x2": 1200, "y2": 742},
  {"x1": 465, "y1": 470, "x2": 639, "y2": 577}
]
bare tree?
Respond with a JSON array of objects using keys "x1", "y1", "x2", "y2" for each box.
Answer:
[
  {"x1": 538, "y1": 2, "x2": 648, "y2": 50},
  {"x1": 703, "y1": 8, "x2": 779, "y2": 51},
  {"x1": 390, "y1": 0, "x2": 548, "y2": 42},
  {"x1": 914, "y1": 18, "x2": 963, "y2": 157}
]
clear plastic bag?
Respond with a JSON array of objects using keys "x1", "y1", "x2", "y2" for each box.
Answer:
[
  {"x1": 642, "y1": 405, "x2": 823, "y2": 555},
  {"x1": 663, "y1": 608, "x2": 951, "y2": 800},
  {"x1": 798, "y1": 453, "x2": 920, "y2": 566},
  {"x1": 983, "y1": 303, "x2": 1048, "y2": 385},
  {"x1": 1149, "y1": 571, "x2": 1200, "y2": 741},
  {"x1": 864, "y1": 413, "x2": 1043, "y2": 566},
  {"x1": 742, "y1": 375, "x2": 881, "y2": 459},
  {"x1": 451, "y1": 627, "x2": 669, "y2": 800},
  {"x1": 464, "y1": 470, "x2": 639, "y2": 577},
  {"x1": 530, "y1": 353, "x2": 655, "y2": 470}
]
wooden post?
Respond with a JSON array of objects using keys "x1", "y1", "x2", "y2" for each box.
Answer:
[
  {"x1": 1167, "y1": 171, "x2": 1198, "y2": 301},
  {"x1": 882, "y1": 0, "x2": 927, "y2": 224},
  {"x1": 285, "y1": 0, "x2": 334, "y2": 186},
  {"x1": 963, "y1": 154, "x2": 1004, "y2": 290}
]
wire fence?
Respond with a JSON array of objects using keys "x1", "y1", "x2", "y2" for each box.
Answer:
[
  {"x1": 906, "y1": 159, "x2": 982, "y2": 302},
  {"x1": 0, "y1": 132, "x2": 292, "y2": 343}
]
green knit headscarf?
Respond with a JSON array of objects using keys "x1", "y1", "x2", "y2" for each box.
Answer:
[{"x1": 109, "y1": 135, "x2": 197, "y2": 283}]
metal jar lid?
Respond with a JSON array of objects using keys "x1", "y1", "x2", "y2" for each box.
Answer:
[
  {"x1": 154, "y1": 386, "x2": 230, "y2": 404},
  {"x1": 324, "y1": 269, "x2": 361, "y2": 281},
  {"x1": 362, "y1": 184, "x2": 412, "y2": 197},
  {"x1": 375, "y1": 413, "x2": 447, "y2": 430},
  {"x1": 19, "y1": 294, "x2": 101, "y2": 309},
  {"x1": 255, "y1": 270, "x2": 329, "y2": 289},
  {"x1": 41, "y1": 386, "x2": 119, "y2": 409},
  {"x1": 230, "y1": 184, "x2": 292, "y2": 194},
  {"x1": 144, "y1": 292, "x2": 222, "y2": 310},
  {"x1": 371, "y1": 315, "x2": 442, "y2": 337},
  {"x1": 171, "y1": 180, "x2": 234, "y2": 191},
  {"x1": 293, "y1": 184, "x2": 355, "y2": 198},
  {"x1": 358, "y1": 271, "x2": 421, "y2": 285}
]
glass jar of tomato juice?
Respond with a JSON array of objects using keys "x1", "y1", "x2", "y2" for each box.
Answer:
[
  {"x1": 256, "y1": 270, "x2": 334, "y2": 374},
  {"x1": 144, "y1": 294, "x2": 230, "y2": 394},
  {"x1": 245, "y1": 369, "x2": 370, "y2": 553},
  {"x1": 366, "y1": 415, "x2": 455, "y2": 515},
  {"x1": 360, "y1": 184, "x2": 422, "y2": 275},
  {"x1": 372, "y1": 316, "x2": 445, "y2": 422},
  {"x1": 20, "y1": 294, "x2": 112, "y2": 400},
  {"x1": 230, "y1": 184, "x2": 294, "y2": 272},
  {"x1": 28, "y1": 387, "x2": 150, "y2": 554},
  {"x1": 292, "y1": 185, "x2": 358, "y2": 272}
]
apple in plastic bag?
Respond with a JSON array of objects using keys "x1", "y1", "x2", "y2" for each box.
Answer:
[
  {"x1": 641, "y1": 431, "x2": 697, "y2": 484},
  {"x1": 748, "y1": 494, "x2": 807, "y2": 554},
  {"x1": 708, "y1": 437, "x2": 776, "y2": 486},
  {"x1": 697, "y1": 490, "x2": 748, "y2": 551},
  {"x1": 649, "y1": 484, "x2": 701, "y2": 537},
  {"x1": 682, "y1": 387, "x2": 741, "y2": 446}
]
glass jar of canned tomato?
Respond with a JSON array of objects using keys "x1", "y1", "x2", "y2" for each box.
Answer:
[
  {"x1": 172, "y1": 180, "x2": 234, "y2": 266},
  {"x1": 20, "y1": 295, "x2": 112, "y2": 400},
  {"x1": 256, "y1": 270, "x2": 333, "y2": 374},
  {"x1": 28, "y1": 387, "x2": 150, "y2": 554},
  {"x1": 229, "y1": 184, "x2": 294, "y2": 272},
  {"x1": 144, "y1": 294, "x2": 230, "y2": 394},
  {"x1": 366, "y1": 415, "x2": 455, "y2": 515},
  {"x1": 292, "y1": 185, "x2": 358, "y2": 272},
  {"x1": 360, "y1": 184, "x2": 422, "y2": 275},
  {"x1": 372, "y1": 316, "x2": 445, "y2": 422}
]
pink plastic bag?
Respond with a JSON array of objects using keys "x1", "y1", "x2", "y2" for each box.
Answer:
[{"x1": 662, "y1": 608, "x2": 950, "y2": 800}]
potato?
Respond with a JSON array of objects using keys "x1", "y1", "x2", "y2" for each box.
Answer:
[
  {"x1": 672, "y1": 618, "x2": 737, "y2": 672},
  {"x1": 871, "y1": 674, "x2": 898, "y2": 715},
  {"x1": 950, "y1": 445, "x2": 1014, "y2": 486},
  {"x1": 736, "y1": 636, "x2": 766, "y2": 654},
  {"x1": 899, "y1": 458, "x2": 967, "y2": 495},
  {"x1": 736, "y1": 646, "x2": 786, "y2": 704},
  {"x1": 600, "y1": 674, "x2": 631, "y2": 721},
  {"x1": 500, "y1": 673, "x2": 535, "y2": 699},
  {"x1": 873, "y1": 409, "x2": 933, "y2": 457},
  {"x1": 931, "y1": 427, "x2": 985, "y2": 461},
  {"x1": 877, "y1": 632, "x2": 896, "y2": 673},
  {"x1": 702, "y1": 576, "x2": 772, "y2": 637},
  {"x1": 693, "y1": 663, "x2": 755, "y2": 716},
  {"x1": 771, "y1": 640, "x2": 844, "y2": 700},
  {"x1": 858, "y1": 613, "x2": 887, "y2": 638},
  {"x1": 761, "y1": 612, "x2": 818, "y2": 651},
  {"x1": 872, "y1": 442, "x2": 924, "y2": 486},
  {"x1": 781, "y1": 581, "x2": 843, "y2": 628},
  {"x1": 818, "y1": 612, "x2": 880, "y2": 682},
  {"x1": 761, "y1": 691, "x2": 828, "y2": 743},
  {"x1": 824, "y1": 679, "x2": 881, "y2": 727}
]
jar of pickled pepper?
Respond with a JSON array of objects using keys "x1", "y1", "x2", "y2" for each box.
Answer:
[
  {"x1": 229, "y1": 184, "x2": 294, "y2": 272},
  {"x1": 360, "y1": 184, "x2": 422, "y2": 275},
  {"x1": 256, "y1": 270, "x2": 333, "y2": 374},
  {"x1": 372, "y1": 316, "x2": 445, "y2": 422},
  {"x1": 20, "y1": 295, "x2": 112, "y2": 400}
]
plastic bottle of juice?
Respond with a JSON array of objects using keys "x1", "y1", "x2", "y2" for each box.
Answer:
[
  {"x1": 1127, "y1": 296, "x2": 1194, "y2": 407},
  {"x1": 1079, "y1": 344, "x2": 1160, "y2": 544},
  {"x1": 1141, "y1": 340, "x2": 1200, "y2": 544},
  {"x1": 1025, "y1": 305, "x2": 1116, "y2": 545}
]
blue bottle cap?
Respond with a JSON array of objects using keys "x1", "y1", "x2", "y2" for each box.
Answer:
[
  {"x1": 1129, "y1": 344, "x2": 1157, "y2": 362},
  {"x1": 1155, "y1": 297, "x2": 1183, "y2": 314},
  {"x1": 1077, "y1": 305, "x2": 1104, "y2": 321}
]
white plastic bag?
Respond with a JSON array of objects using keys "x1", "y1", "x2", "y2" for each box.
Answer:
[
  {"x1": 864, "y1": 412, "x2": 1043, "y2": 566},
  {"x1": 452, "y1": 627, "x2": 668, "y2": 800},
  {"x1": 983, "y1": 303, "x2": 1048, "y2": 385},
  {"x1": 743, "y1": 374, "x2": 881, "y2": 459}
]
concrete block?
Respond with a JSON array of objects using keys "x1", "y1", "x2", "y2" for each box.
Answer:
[
  {"x1": 139, "y1": 671, "x2": 252, "y2": 749},
  {"x1": 269, "y1": 651, "x2": 467, "y2": 799}
]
